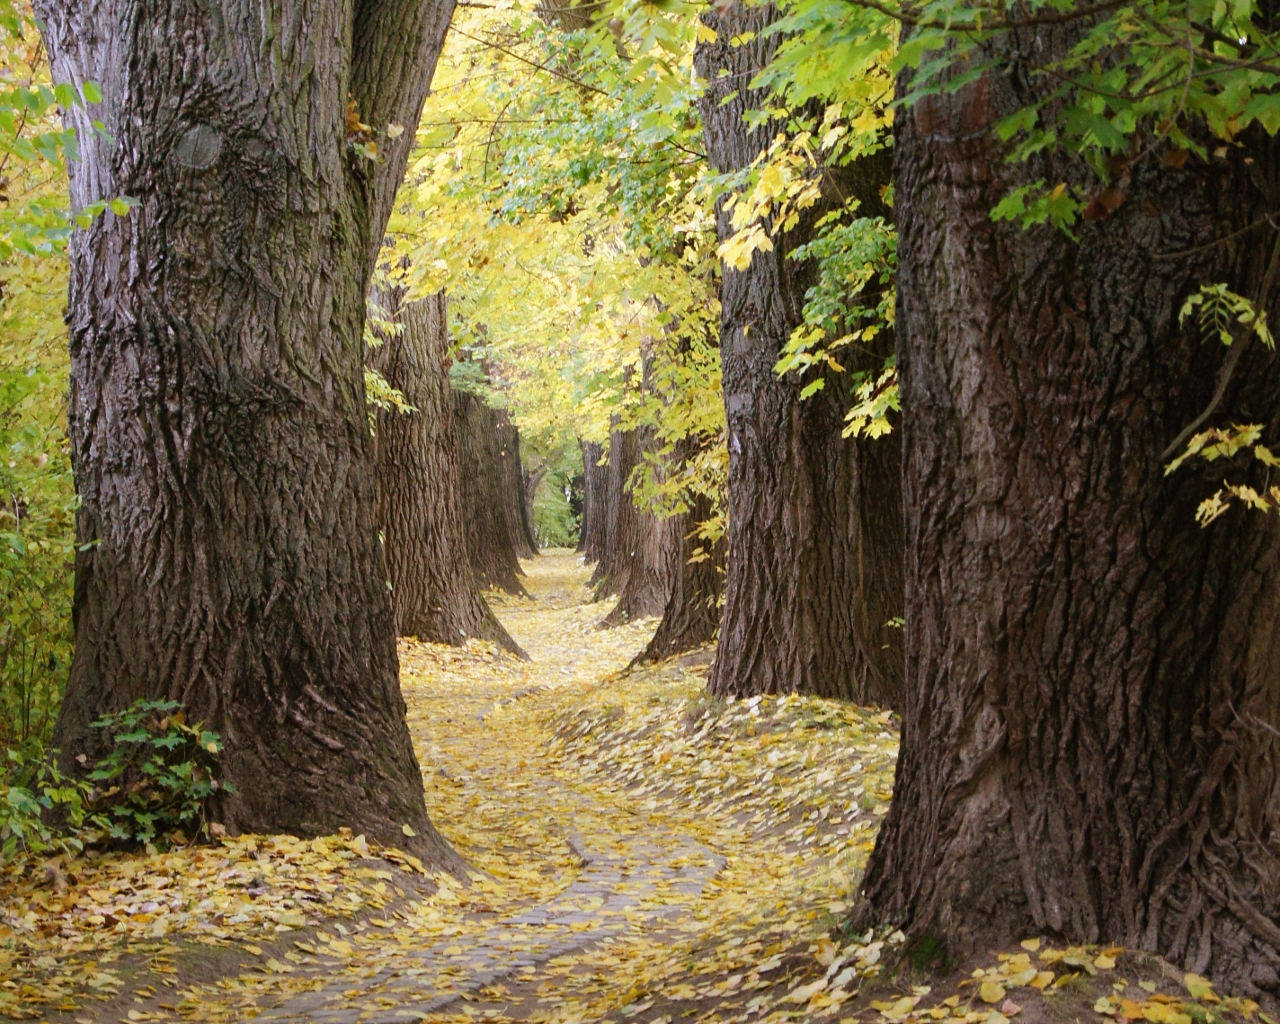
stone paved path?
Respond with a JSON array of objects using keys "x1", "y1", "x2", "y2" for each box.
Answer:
[
  {"x1": 254, "y1": 558, "x2": 727, "y2": 1023},
  {"x1": 258, "y1": 825, "x2": 723, "y2": 1023}
]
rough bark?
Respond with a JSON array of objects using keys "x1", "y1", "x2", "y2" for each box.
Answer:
[
  {"x1": 523, "y1": 463, "x2": 548, "y2": 550},
  {"x1": 578, "y1": 440, "x2": 607, "y2": 560},
  {"x1": 600, "y1": 446, "x2": 678, "y2": 626},
  {"x1": 632, "y1": 439, "x2": 727, "y2": 664},
  {"x1": 370, "y1": 294, "x2": 524, "y2": 656},
  {"x1": 697, "y1": 7, "x2": 904, "y2": 708},
  {"x1": 584, "y1": 417, "x2": 678, "y2": 626},
  {"x1": 858, "y1": 49, "x2": 1280, "y2": 1002},
  {"x1": 454, "y1": 391, "x2": 531, "y2": 596},
  {"x1": 587, "y1": 425, "x2": 641, "y2": 600},
  {"x1": 39, "y1": 0, "x2": 460, "y2": 862},
  {"x1": 498, "y1": 417, "x2": 538, "y2": 560}
]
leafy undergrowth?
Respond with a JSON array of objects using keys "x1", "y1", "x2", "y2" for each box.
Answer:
[{"x1": 0, "y1": 553, "x2": 1264, "y2": 1024}]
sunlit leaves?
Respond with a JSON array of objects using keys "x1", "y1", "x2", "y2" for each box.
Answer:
[
  {"x1": 0, "y1": 2, "x2": 114, "y2": 258},
  {"x1": 1179, "y1": 282, "x2": 1274, "y2": 348},
  {"x1": 844, "y1": 364, "x2": 899, "y2": 438},
  {"x1": 384, "y1": 0, "x2": 724, "y2": 523},
  {"x1": 989, "y1": 181, "x2": 1081, "y2": 234},
  {"x1": 1164, "y1": 424, "x2": 1280, "y2": 523}
]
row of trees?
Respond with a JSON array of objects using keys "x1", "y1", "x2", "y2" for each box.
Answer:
[
  {"x1": 29, "y1": 0, "x2": 1280, "y2": 1006},
  {"x1": 690, "y1": 0, "x2": 1280, "y2": 1001},
  {"x1": 427, "y1": 0, "x2": 1280, "y2": 999},
  {"x1": 368, "y1": 290, "x2": 531, "y2": 656}
]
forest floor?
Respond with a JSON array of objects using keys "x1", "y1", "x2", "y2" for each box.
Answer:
[{"x1": 0, "y1": 554, "x2": 1259, "y2": 1024}]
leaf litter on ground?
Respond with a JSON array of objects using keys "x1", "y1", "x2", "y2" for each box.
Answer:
[{"x1": 1, "y1": 554, "x2": 1264, "y2": 1024}]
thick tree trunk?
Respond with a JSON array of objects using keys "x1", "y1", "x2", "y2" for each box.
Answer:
[
  {"x1": 697, "y1": 7, "x2": 903, "y2": 708},
  {"x1": 599, "y1": 377, "x2": 680, "y2": 625},
  {"x1": 39, "y1": 0, "x2": 460, "y2": 862},
  {"x1": 633, "y1": 444, "x2": 726, "y2": 664},
  {"x1": 600, "y1": 457, "x2": 677, "y2": 626},
  {"x1": 370, "y1": 294, "x2": 524, "y2": 657},
  {"x1": 454, "y1": 392, "x2": 531, "y2": 596},
  {"x1": 498, "y1": 417, "x2": 538, "y2": 560},
  {"x1": 523, "y1": 463, "x2": 549, "y2": 549},
  {"x1": 858, "y1": 55, "x2": 1280, "y2": 1001},
  {"x1": 587, "y1": 425, "x2": 639, "y2": 599},
  {"x1": 568, "y1": 469, "x2": 585, "y2": 546},
  {"x1": 578, "y1": 440, "x2": 607, "y2": 560}
]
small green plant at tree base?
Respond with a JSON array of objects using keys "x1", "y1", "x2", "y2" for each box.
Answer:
[
  {"x1": 87, "y1": 699, "x2": 233, "y2": 845},
  {"x1": 0, "y1": 742, "x2": 93, "y2": 862}
]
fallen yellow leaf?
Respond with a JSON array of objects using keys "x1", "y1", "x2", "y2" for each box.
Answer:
[{"x1": 980, "y1": 982, "x2": 1007, "y2": 1004}]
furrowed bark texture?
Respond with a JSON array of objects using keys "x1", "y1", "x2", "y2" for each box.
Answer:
[
  {"x1": 370, "y1": 295, "x2": 524, "y2": 656},
  {"x1": 39, "y1": 0, "x2": 460, "y2": 862},
  {"x1": 859, "y1": 52, "x2": 1280, "y2": 1001},
  {"x1": 588, "y1": 424, "x2": 672, "y2": 620},
  {"x1": 523, "y1": 463, "x2": 548, "y2": 551},
  {"x1": 633, "y1": 438, "x2": 726, "y2": 664},
  {"x1": 499, "y1": 418, "x2": 539, "y2": 560},
  {"x1": 697, "y1": 7, "x2": 903, "y2": 707},
  {"x1": 454, "y1": 391, "x2": 531, "y2": 596},
  {"x1": 578, "y1": 440, "x2": 607, "y2": 560},
  {"x1": 587, "y1": 425, "x2": 635, "y2": 597}
]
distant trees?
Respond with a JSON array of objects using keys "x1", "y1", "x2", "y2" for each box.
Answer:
[
  {"x1": 454, "y1": 389, "x2": 535, "y2": 596},
  {"x1": 38, "y1": 0, "x2": 461, "y2": 862},
  {"x1": 578, "y1": 440, "x2": 608, "y2": 563},
  {"x1": 588, "y1": 423, "x2": 673, "y2": 624},
  {"x1": 632, "y1": 433, "x2": 726, "y2": 665},
  {"x1": 370, "y1": 293, "x2": 523, "y2": 656}
]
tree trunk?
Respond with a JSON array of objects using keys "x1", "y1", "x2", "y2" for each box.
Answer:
[
  {"x1": 587, "y1": 424, "x2": 640, "y2": 599},
  {"x1": 524, "y1": 463, "x2": 549, "y2": 548},
  {"x1": 858, "y1": 55, "x2": 1280, "y2": 1001},
  {"x1": 697, "y1": 6, "x2": 903, "y2": 708},
  {"x1": 578, "y1": 440, "x2": 606, "y2": 560},
  {"x1": 632, "y1": 439, "x2": 726, "y2": 664},
  {"x1": 498, "y1": 416, "x2": 538, "y2": 560},
  {"x1": 599, "y1": 385, "x2": 680, "y2": 626},
  {"x1": 600, "y1": 462, "x2": 677, "y2": 626},
  {"x1": 370, "y1": 294, "x2": 524, "y2": 657},
  {"x1": 454, "y1": 392, "x2": 531, "y2": 596},
  {"x1": 39, "y1": 0, "x2": 461, "y2": 862}
]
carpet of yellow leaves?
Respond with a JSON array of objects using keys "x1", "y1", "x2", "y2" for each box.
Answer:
[
  {"x1": 0, "y1": 552, "x2": 901, "y2": 1021},
  {"x1": 0, "y1": 552, "x2": 1270, "y2": 1024}
]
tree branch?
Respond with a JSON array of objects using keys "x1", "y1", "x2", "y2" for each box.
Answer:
[
  {"x1": 449, "y1": 26, "x2": 611, "y2": 96},
  {"x1": 1161, "y1": 228, "x2": 1280, "y2": 462},
  {"x1": 840, "y1": 0, "x2": 1130, "y2": 31},
  {"x1": 351, "y1": 0, "x2": 459, "y2": 261}
]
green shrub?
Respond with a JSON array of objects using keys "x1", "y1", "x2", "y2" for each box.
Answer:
[
  {"x1": 87, "y1": 699, "x2": 233, "y2": 845},
  {"x1": 1, "y1": 265, "x2": 77, "y2": 749},
  {"x1": 0, "y1": 741, "x2": 92, "y2": 862}
]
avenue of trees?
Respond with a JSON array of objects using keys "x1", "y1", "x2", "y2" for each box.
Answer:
[{"x1": 1, "y1": 0, "x2": 1277, "y2": 1006}]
